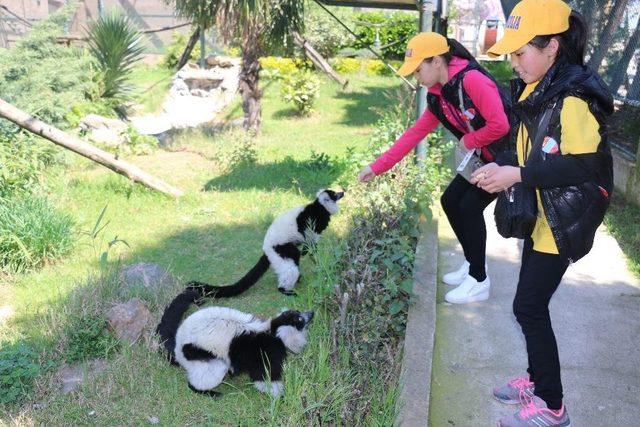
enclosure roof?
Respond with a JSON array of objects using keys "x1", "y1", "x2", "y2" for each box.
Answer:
[{"x1": 318, "y1": 0, "x2": 417, "y2": 11}]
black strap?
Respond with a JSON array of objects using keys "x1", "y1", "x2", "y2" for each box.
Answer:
[{"x1": 523, "y1": 102, "x2": 557, "y2": 164}]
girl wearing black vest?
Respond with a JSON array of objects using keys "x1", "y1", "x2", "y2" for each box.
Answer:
[
  {"x1": 472, "y1": 1, "x2": 613, "y2": 425},
  {"x1": 359, "y1": 32, "x2": 510, "y2": 305}
]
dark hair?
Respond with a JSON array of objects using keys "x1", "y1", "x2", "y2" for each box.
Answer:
[
  {"x1": 425, "y1": 37, "x2": 475, "y2": 64},
  {"x1": 528, "y1": 11, "x2": 588, "y2": 65}
]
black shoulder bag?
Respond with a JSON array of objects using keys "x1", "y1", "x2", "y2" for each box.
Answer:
[{"x1": 494, "y1": 105, "x2": 555, "y2": 239}]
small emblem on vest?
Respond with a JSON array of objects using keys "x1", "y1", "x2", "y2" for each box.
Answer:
[
  {"x1": 542, "y1": 136, "x2": 559, "y2": 154},
  {"x1": 463, "y1": 108, "x2": 476, "y2": 120}
]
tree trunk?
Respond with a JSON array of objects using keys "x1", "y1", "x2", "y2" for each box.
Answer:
[
  {"x1": 291, "y1": 31, "x2": 348, "y2": 88},
  {"x1": 0, "y1": 98, "x2": 183, "y2": 198},
  {"x1": 587, "y1": 0, "x2": 630, "y2": 72},
  {"x1": 239, "y1": 50, "x2": 262, "y2": 133},
  {"x1": 607, "y1": 23, "x2": 640, "y2": 93},
  {"x1": 177, "y1": 27, "x2": 200, "y2": 70}
]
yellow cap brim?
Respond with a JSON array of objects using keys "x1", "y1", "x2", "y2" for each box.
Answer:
[
  {"x1": 487, "y1": 32, "x2": 535, "y2": 58},
  {"x1": 396, "y1": 58, "x2": 422, "y2": 77}
]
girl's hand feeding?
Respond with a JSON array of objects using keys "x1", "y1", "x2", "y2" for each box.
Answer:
[{"x1": 358, "y1": 165, "x2": 376, "y2": 183}]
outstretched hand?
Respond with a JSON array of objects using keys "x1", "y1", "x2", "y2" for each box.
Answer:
[
  {"x1": 358, "y1": 165, "x2": 376, "y2": 183},
  {"x1": 470, "y1": 163, "x2": 522, "y2": 193}
]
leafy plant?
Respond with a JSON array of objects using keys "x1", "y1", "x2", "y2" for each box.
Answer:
[
  {"x1": 162, "y1": 31, "x2": 201, "y2": 69},
  {"x1": 62, "y1": 314, "x2": 119, "y2": 363},
  {"x1": 349, "y1": 12, "x2": 417, "y2": 60},
  {"x1": 0, "y1": 193, "x2": 75, "y2": 274},
  {"x1": 0, "y1": 342, "x2": 45, "y2": 405},
  {"x1": 216, "y1": 129, "x2": 258, "y2": 171},
  {"x1": 281, "y1": 70, "x2": 321, "y2": 116},
  {"x1": 82, "y1": 205, "x2": 130, "y2": 270},
  {"x1": 86, "y1": 12, "x2": 145, "y2": 102},
  {"x1": 331, "y1": 57, "x2": 361, "y2": 74}
]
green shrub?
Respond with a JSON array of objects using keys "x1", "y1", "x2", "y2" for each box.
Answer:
[
  {"x1": 216, "y1": 129, "x2": 258, "y2": 171},
  {"x1": 480, "y1": 60, "x2": 515, "y2": 86},
  {"x1": 304, "y1": 2, "x2": 353, "y2": 58},
  {"x1": 62, "y1": 314, "x2": 119, "y2": 363},
  {"x1": 0, "y1": 193, "x2": 75, "y2": 274},
  {"x1": 0, "y1": 342, "x2": 46, "y2": 405},
  {"x1": 86, "y1": 12, "x2": 145, "y2": 102},
  {"x1": 331, "y1": 57, "x2": 362, "y2": 74},
  {"x1": 163, "y1": 32, "x2": 201, "y2": 69},
  {"x1": 281, "y1": 70, "x2": 321, "y2": 116},
  {"x1": 259, "y1": 56, "x2": 298, "y2": 79},
  {"x1": 349, "y1": 12, "x2": 417, "y2": 60}
]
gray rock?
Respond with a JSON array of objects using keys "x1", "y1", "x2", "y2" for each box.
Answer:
[
  {"x1": 56, "y1": 359, "x2": 107, "y2": 394},
  {"x1": 120, "y1": 263, "x2": 175, "y2": 293},
  {"x1": 106, "y1": 298, "x2": 151, "y2": 344}
]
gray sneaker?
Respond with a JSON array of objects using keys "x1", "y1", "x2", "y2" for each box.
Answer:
[
  {"x1": 498, "y1": 396, "x2": 571, "y2": 427},
  {"x1": 493, "y1": 376, "x2": 534, "y2": 404}
]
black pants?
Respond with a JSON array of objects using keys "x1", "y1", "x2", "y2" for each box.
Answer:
[
  {"x1": 513, "y1": 237, "x2": 568, "y2": 410},
  {"x1": 440, "y1": 174, "x2": 497, "y2": 281}
]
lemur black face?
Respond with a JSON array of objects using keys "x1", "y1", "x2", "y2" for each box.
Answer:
[
  {"x1": 324, "y1": 190, "x2": 345, "y2": 201},
  {"x1": 274, "y1": 310, "x2": 314, "y2": 331}
]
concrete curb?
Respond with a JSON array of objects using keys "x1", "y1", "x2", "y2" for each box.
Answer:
[{"x1": 396, "y1": 215, "x2": 439, "y2": 427}]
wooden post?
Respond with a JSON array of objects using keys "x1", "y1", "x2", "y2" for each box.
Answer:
[
  {"x1": 0, "y1": 98, "x2": 183, "y2": 198},
  {"x1": 291, "y1": 31, "x2": 348, "y2": 89}
]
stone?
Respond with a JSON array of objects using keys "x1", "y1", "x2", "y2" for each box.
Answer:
[
  {"x1": 79, "y1": 114, "x2": 128, "y2": 147},
  {"x1": 106, "y1": 298, "x2": 151, "y2": 344},
  {"x1": 120, "y1": 263, "x2": 175, "y2": 293},
  {"x1": 56, "y1": 359, "x2": 107, "y2": 394}
]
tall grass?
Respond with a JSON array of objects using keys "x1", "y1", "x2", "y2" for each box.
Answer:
[{"x1": 0, "y1": 193, "x2": 74, "y2": 274}]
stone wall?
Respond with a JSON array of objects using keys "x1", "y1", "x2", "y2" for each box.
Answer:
[{"x1": 611, "y1": 148, "x2": 640, "y2": 206}]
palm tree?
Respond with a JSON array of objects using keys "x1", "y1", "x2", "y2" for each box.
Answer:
[{"x1": 165, "y1": 0, "x2": 305, "y2": 133}]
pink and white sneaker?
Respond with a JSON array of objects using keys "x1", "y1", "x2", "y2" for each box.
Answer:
[
  {"x1": 497, "y1": 395, "x2": 571, "y2": 427},
  {"x1": 493, "y1": 376, "x2": 535, "y2": 404}
]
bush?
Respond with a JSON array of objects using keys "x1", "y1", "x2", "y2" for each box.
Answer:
[
  {"x1": 0, "y1": 342, "x2": 46, "y2": 405},
  {"x1": 163, "y1": 32, "x2": 201, "y2": 69},
  {"x1": 62, "y1": 314, "x2": 119, "y2": 363},
  {"x1": 480, "y1": 60, "x2": 515, "y2": 86},
  {"x1": 216, "y1": 129, "x2": 258, "y2": 171},
  {"x1": 281, "y1": 70, "x2": 321, "y2": 116},
  {"x1": 86, "y1": 12, "x2": 145, "y2": 102},
  {"x1": 259, "y1": 56, "x2": 298, "y2": 79},
  {"x1": 304, "y1": 2, "x2": 353, "y2": 58},
  {"x1": 0, "y1": 193, "x2": 75, "y2": 274},
  {"x1": 348, "y1": 12, "x2": 417, "y2": 60},
  {"x1": 331, "y1": 57, "x2": 361, "y2": 74}
]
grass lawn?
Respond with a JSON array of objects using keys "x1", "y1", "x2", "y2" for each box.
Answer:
[
  {"x1": 604, "y1": 193, "x2": 640, "y2": 278},
  {"x1": 0, "y1": 69, "x2": 405, "y2": 424}
]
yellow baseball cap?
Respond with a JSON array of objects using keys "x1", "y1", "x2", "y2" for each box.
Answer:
[
  {"x1": 396, "y1": 32, "x2": 449, "y2": 76},
  {"x1": 488, "y1": 0, "x2": 571, "y2": 57}
]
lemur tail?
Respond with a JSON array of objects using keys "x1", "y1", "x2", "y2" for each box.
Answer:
[
  {"x1": 156, "y1": 288, "x2": 201, "y2": 364},
  {"x1": 186, "y1": 254, "x2": 270, "y2": 298}
]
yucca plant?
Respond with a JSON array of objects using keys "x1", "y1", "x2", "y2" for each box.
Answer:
[{"x1": 86, "y1": 12, "x2": 145, "y2": 102}]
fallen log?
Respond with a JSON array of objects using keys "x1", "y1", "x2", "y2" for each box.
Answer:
[
  {"x1": 0, "y1": 98, "x2": 183, "y2": 198},
  {"x1": 292, "y1": 31, "x2": 348, "y2": 89}
]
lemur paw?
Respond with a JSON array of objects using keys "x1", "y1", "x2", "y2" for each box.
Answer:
[{"x1": 278, "y1": 287, "x2": 297, "y2": 296}]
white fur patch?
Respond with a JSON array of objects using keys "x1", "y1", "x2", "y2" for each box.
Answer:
[
  {"x1": 186, "y1": 358, "x2": 229, "y2": 391},
  {"x1": 263, "y1": 206, "x2": 305, "y2": 250},
  {"x1": 316, "y1": 191, "x2": 339, "y2": 215},
  {"x1": 266, "y1": 256, "x2": 299, "y2": 291},
  {"x1": 254, "y1": 380, "x2": 284, "y2": 397},
  {"x1": 276, "y1": 325, "x2": 308, "y2": 354}
]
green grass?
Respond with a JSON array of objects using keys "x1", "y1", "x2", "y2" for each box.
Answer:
[
  {"x1": 0, "y1": 72, "x2": 404, "y2": 423},
  {"x1": 129, "y1": 64, "x2": 173, "y2": 114},
  {"x1": 604, "y1": 193, "x2": 640, "y2": 278}
]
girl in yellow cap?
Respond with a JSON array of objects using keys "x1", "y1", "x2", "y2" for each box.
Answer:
[
  {"x1": 358, "y1": 32, "x2": 510, "y2": 305},
  {"x1": 471, "y1": 1, "x2": 614, "y2": 425}
]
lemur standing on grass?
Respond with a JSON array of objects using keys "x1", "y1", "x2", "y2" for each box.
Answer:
[{"x1": 188, "y1": 189, "x2": 344, "y2": 297}]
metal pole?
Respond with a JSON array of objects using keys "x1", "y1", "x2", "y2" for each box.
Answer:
[{"x1": 415, "y1": 0, "x2": 435, "y2": 162}]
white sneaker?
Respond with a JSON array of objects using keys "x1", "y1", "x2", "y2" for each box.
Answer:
[
  {"x1": 442, "y1": 261, "x2": 470, "y2": 286},
  {"x1": 445, "y1": 275, "x2": 490, "y2": 304}
]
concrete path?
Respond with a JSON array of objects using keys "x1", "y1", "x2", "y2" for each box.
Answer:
[{"x1": 429, "y1": 202, "x2": 640, "y2": 426}]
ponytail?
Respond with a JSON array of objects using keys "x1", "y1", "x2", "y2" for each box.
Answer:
[
  {"x1": 529, "y1": 11, "x2": 588, "y2": 65},
  {"x1": 425, "y1": 37, "x2": 476, "y2": 64}
]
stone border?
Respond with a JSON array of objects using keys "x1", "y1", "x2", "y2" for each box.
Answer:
[{"x1": 396, "y1": 215, "x2": 439, "y2": 426}]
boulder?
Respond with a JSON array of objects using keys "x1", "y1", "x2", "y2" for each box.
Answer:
[
  {"x1": 106, "y1": 298, "x2": 151, "y2": 344},
  {"x1": 120, "y1": 262, "x2": 175, "y2": 293},
  {"x1": 56, "y1": 359, "x2": 107, "y2": 394},
  {"x1": 79, "y1": 114, "x2": 128, "y2": 147}
]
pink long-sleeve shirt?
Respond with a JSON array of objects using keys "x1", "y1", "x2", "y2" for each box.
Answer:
[{"x1": 370, "y1": 57, "x2": 509, "y2": 175}]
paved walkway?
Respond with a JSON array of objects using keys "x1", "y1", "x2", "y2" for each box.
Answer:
[{"x1": 428, "y1": 202, "x2": 640, "y2": 426}]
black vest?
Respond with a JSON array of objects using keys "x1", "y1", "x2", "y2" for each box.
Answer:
[{"x1": 426, "y1": 60, "x2": 510, "y2": 162}]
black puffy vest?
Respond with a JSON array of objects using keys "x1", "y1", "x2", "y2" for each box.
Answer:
[
  {"x1": 511, "y1": 59, "x2": 614, "y2": 263},
  {"x1": 426, "y1": 59, "x2": 510, "y2": 162}
]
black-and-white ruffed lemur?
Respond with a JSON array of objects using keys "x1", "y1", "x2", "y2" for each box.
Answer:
[
  {"x1": 156, "y1": 287, "x2": 314, "y2": 396},
  {"x1": 188, "y1": 189, "x2": 344, "y2": 297}
]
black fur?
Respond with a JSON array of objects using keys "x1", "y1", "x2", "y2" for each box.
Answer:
[
  {"x1": 228, "y1": 332, "x2": 287, "y2": 383},
  {"x1": 156, "y1": 289, "x2": 201, "y2": 364},
  {"x1": 296, "y1": 201, "x2": 331, "y2": 236},
  {"x1": 188, "y1": 383, "x2": 221, "y2": 397},
  {"x1": 274, "y1": 243, "x2": 301, "y2": 266},
  {"x1": 182, "y1": 343, "x2": 217, "y2": 361},
  {"x1": 186, "y1": 254, "x2": 271, "y2": 299}
]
